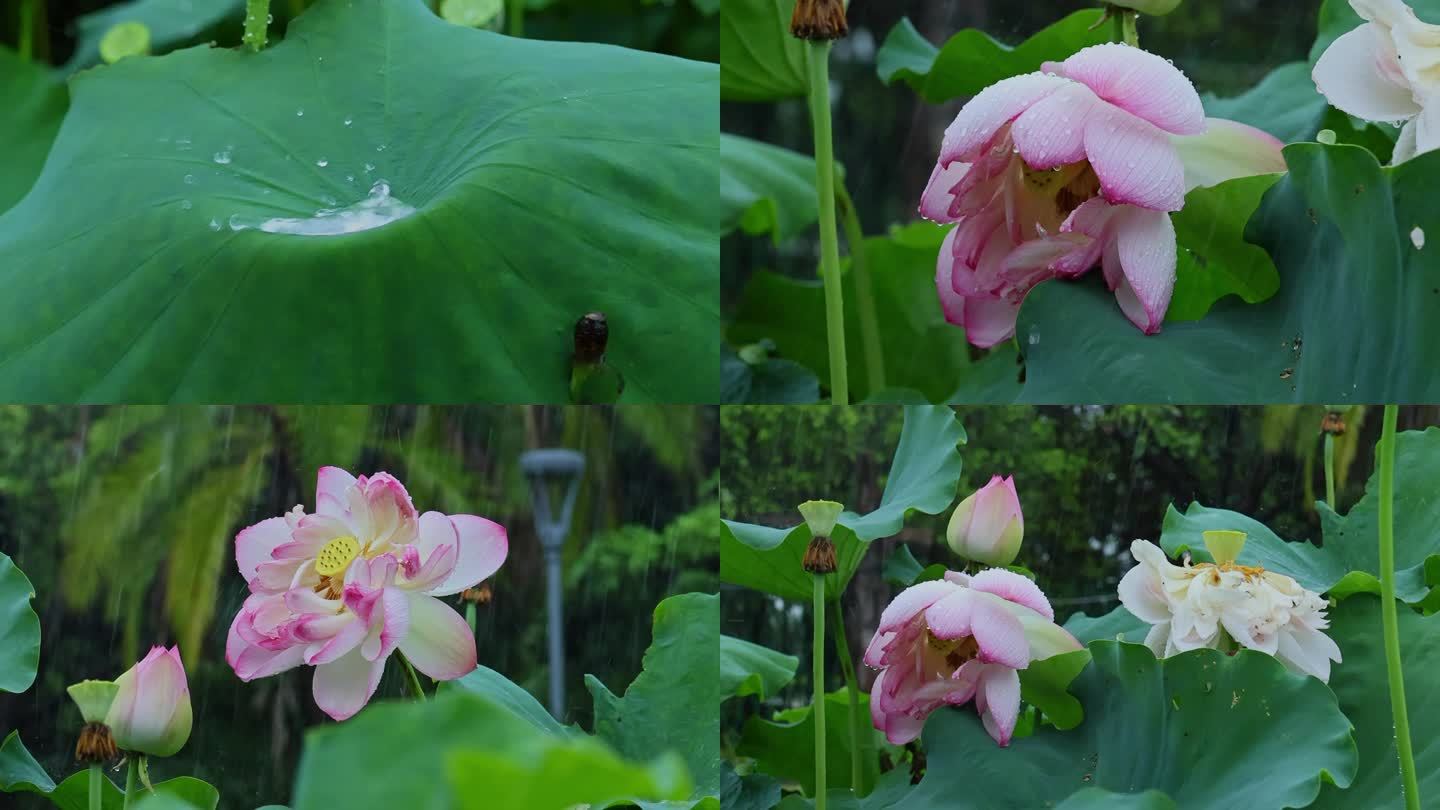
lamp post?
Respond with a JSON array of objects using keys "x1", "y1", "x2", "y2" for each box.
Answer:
[{"x1": 520, "y1": 448, "x2": 586, "y2": 719}]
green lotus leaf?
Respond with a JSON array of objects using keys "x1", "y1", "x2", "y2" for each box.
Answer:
[
  {"x1": 737, "y1": 688, "x2": 882, "y2": 797},
  {"x1": 0, "y1": 49, "x2": 67, "y2": 215},
  {"x1": 720, "y1": 133, "x2": 822, "y2": 244},
  {"x1": 0, "y1": 553, "x2": 40, "y2": 693},
  {"x1": 876, "y1": 12, "x2": 1108, "y2": 105},
  {"x1": 1, "y1": 732, "x2": 219, "y2": 810},
  {"x1": 884, "y1": 642, "x2": 1354, "y2": 809},
  {"x1": 0, "y1": 0, "x2": 718, "y2": 403},
  {"x1": 721, "y1": 405, "x2": 965, "y2": 601},
  {"x1": 1167, "y1": 173, "x2": 1282, "y2": 321},
  {"x1": 721, "y1": 634, "x2": 799, "y2": 702},
  {"x1": 1159, "y1": 428, "x2": 1440, "y2": 608},
  {"x1": 586, "y1": 593, "x2": 720, "y2": 810},
  {"x1": 727, "y1": 223, "x2": 982, "y2": 403},
  {"x1": 442, "y1": 664, "x2": 579, "y2": 737},
  {"x1": 720, "y1": 764, "x2": 781, "y2": 810},
  {"x1": 719, "y1": 0, "x2": 808, "y2": 102},
  {"x1": 1062, "y1": 605, "x2": 1148, "y2": 647},
  {"x1": 880, "y1": 543, "x2": 945, "y2": 587},
  {"x1": 1012, "y1": 143, "x2": 1440, "y2": 403},
  {"x1": 1307, "y1": 595, "x2": 1440, "y2": 809},
  {"x1": 721, "y1": 342, "x2": 821, "y2": 404}
]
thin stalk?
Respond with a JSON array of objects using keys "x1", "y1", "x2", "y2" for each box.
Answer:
[
  {"x1": 1378, "y1": 404, "x2": 1421, "y2": 810},
  {"x1": 121, "y1": 757, "x2": 140, "y2": 810},
  {"x1": 508, "y1": 0, "x2": 525, "y2": 37},
  {"x1": 244, "y1": 0, "x2": 271, "y2": 52},
  {"x1": 806, "y1": 42, "x2": 849, "y2": 405},
  {"x1": 88, "y1": 763, "x2": 102, "y2": 810},
  {"x1": 1120, "y1": 10, "x2": 1139, "y2": 46},
  {"x1": 812, "y1": 574, "x2": 828, "y2": 810},
  {"x1": 398, "y1": 652, "x2": 427, "y2": 702},
  {"x1": 18, "y1": 0, "x2": 36, "y2": 62},
  {"x1": 830, "y1": 599, "x2": 863, "y2": 795},
  {"x1": 1324, "y1": 432, "x2": 1337, "y2": 510},
  {"x1": 836, "y1": 182, "x2": 885, "y2": 394}
]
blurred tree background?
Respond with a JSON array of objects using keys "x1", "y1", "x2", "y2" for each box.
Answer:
[
  {"x1": 0, "y1": 0, "x2": 718, "y2": 65},
  {"x1": 721, "y1": 405, "x2": 1440, "y2": 738},
  {"x1": 0, "y1": 405, "x2": 718, "y2": 810},
  {"x1": 721, "y1": 0, "x2": 1317, "y2": 314}
]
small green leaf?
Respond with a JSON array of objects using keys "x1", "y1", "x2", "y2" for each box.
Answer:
[
  {"x1": 720, "y1": 764, "x2": 781, "y2": 810},
  {"x1": 719, "y1": 0, "x2": 808, "y2": 102},
  {"x1": 66, "y1": 0, "x2": 242, "y2": 71},
  {"x1": 880, "y1": 544, "x2": 946, "y2": 587},
  {"x1": 721, "y1": 635, "x2": 799, "y2": 702},
  {"x1": 737, "y1": 689, "x2": 880, "y2": 797},
  {"x1": 1168, "y1": 173, "x2": 1282, "y2": 321},
  {"x1": 441, "y1": 664, "x2": 578, "y2": 737},
  {"x1": 876, "y1": 12, "x2": 1108, "y2": 105},
  {"x1": 721, "y1": 343, "x2": 820, "y2": 404},
  {"x1": 720, "y1": 134, "x2": 823, "y2": 244},
  {"x1": 1017, "y1": 648, "x2": 1090, "y2": 731},
  {"x1": 1062, "y1": 605, "x2": 1148, "y2": 647}
]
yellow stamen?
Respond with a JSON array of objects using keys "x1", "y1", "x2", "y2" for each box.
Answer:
[{"x1": 315, "y1": 536, "x2": 360, "y2": 577}]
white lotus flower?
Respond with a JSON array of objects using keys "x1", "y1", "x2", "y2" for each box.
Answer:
[{"x1": 1117, "y1": 533, "x2": 1342, "y2": 682}]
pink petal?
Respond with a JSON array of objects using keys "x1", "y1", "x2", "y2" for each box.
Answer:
[
  {"x1": 406, "y1": 512, "x2": 461, "y2": 588},
  {"x1": 924, "y1": 589, "x2": 975, "y2": 640},
  {"x1": 969, "y1": 594, "x2": 1030, "y2": 669},
  {"x1": 428, "y1": 515, "x2": 508, "y2": 597},
  {"x1": 397, "y1": 593, "x2": 477, "y2": 680},
  {"x1": 920, "y1": 161, "x2": 969, "y2": 223},
  {"x1": 1055, "y1": 197, "x2": 1123, "y2": 276},
  {"x1": 312, "y1": 647, "x2": 387, "y2": 721},
  {"x1": 1111, "y1": 206, "x2": 1177, "y2": 334},
  {"x1": 977, "y1": 666, "x2": 1022, "y2": 746},
  {"x1": 878, "y1": 580, "x2": 958, "y2": 633},
  {"x1": 1171, "y1": 118, "x2": 1287, "y2": 192},
  {"x1": 1117, "y1": 564, "x2": 1171, "y2": 625},
  {"x1": 963, "y1": 295, "x2": 1022, "y2": 349},
  {"x1": 361, "y1": 587, "x2": 410, "y2": 663},
  {"x1": 304, "y1": 614, "x2": 368, "y2": 666},
  {"x1": 1312, "y1": 24, "x2": 1420, "y2": 124},
  {"x1": 1084, "y1": 105, "x2": 1186, "y2": 211},
  {"x1": 1060, "y1": 44, "x2": 1205, "y2": 135},
  {"x1": 997, "y1": 238, "x2": 1072, "y2": 293},
  {"x1": 235, "y1": 517, "x2": 293, "y2": 584},
  {"x1": 1010, "y1": 82, "x2": 1101, "y2": 169},
  {"x1": 316, "y1": 466, "x2": 357, "y2": 517},
  {"x1": 940, "y1": 73, "x2": 1071, "y2": 164},
  {"x1": 227, "y1": 614, "x2": 306, "y2": 681},
  {"x1": 970, "y1": 569, "x2": 1053, "y2": 621},
  {"x1": 936, "y1": 229, "x2": 967, "y2": 327},
  {"x1": 285, "y1": 513, "x2": 352, "y2": 559}
]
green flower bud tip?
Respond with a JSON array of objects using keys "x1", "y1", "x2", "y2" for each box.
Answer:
[{"x1": 1202, "y1": 530, "x2": 1247, "y2": 566}]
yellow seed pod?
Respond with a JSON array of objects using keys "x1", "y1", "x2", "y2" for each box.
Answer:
[
  {"x1": 315, "y1": 536, "x2": 360, "y2": 577},
  {"x1": 100, "y1": 22, "x2": 151, "y2": 65}
]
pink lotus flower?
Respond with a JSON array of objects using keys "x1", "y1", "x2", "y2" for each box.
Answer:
[
  {"x1": 863, "y1": 569, "x2": 1081, "y2": 747},
  {"x1": 946, "y1": 475, "x2": 1024, "y2": 567},
  {"x1": 925, "y1": 43, "x2": 1207, "y2": 345},
  {"x1": 226, "y1": 467, "x2": 508, "y2": 720},
  {"x1": 1312, "y1": 0, "x2": 1440, "y2": 163},
  {"x1": 106, "y1": 646, "x2": 192, "y2": 757}
]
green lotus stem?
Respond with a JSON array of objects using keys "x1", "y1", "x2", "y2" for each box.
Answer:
[
  {"x1": 1377, "y1": 405, "x2": 1421, "y2": 810},
  {"x1": 88, "y1": 763, "x2": 102, "y2": 810},
  {"x1": 18, "y1": 0, "x2": 36, "y2": 61},
  {"x1": 836, "y1": 182, "x2": 885, "y2": 395},
  {"x1": 830, "y1": 599, "x2": 863, "y2": 795},
  {"x1": 508, "y1": 0, "x2": 525, "y2": 37},
  {"x1": 121, "y1": 757, "x2": 139, "y2": 810},
  {"x1": 807, "y1": 41, "x2": 850, "y2": 405},
  {"x1": 812, "y1": 573, "x2": 828, "y2": 810},
  {"x1": 244, "y1": 0, "x2": 270, "y2": 52},
  {"x1": 398, "y1": 652, "x2": 427, "y2": 702},
  {"x1": 1120, "y1": 10, "x2": 1139, "y2": 46},
  {"x1": 1324, "y1": 432, "x2": 1337, "y2": 510}
]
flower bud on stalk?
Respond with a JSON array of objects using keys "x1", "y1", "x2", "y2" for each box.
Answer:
[
  {"x1": 946, "y1": 476, "x2": 1024, "y2": 568},
  {"x1": 790, "y1": 0, "x2": 848, "y2": 41},
  {"x1": 799, "y1": 500, "x2": 843, "y2": 574},
  {"x1": 105, "y1": 646, "x2": 192, "y2": 758}
]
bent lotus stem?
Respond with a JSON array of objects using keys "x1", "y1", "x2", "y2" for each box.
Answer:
[
  {"x1": 121, "y1": 756, "x2": 140, "y2": 810},
  {"x1": 836, "y1": 182, "x2": 885, "y2": 393},
  {"x1": 807, "y1": 42, "x2": 850, "y2": 405},
  {"x1": 398, "y1": 652, "x2": 427, "y2": 702},
  {"x1": 18, "y1": 0, "x2": 37, "y2": 61},
  {"x1": 508, "y1": 0, "x2": 525, "y2": 37},
  {"x1": 244, "y1": 0, "x2": 270, "y2": 52},
  {"x1": 830, "y1": 599, "x2": 863, "y2": 794},
  {"x1": 1114, "y1": 8, "x2": 1139, "y2": 46},
  {"x1": 1378, "y1": 405, "x2": 1421, "y2": 810},
  {"x1": 1324, "y1": 431, "x2": 1337, "y2": 510},
  {"x1": 813, "y1": 573, "x2": 828, "y2": 810}
]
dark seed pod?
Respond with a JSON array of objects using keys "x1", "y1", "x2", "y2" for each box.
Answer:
[
  {"x1": 803, "y1": 535, "x2": 837, "y2": 574},
  {"x1": 1321, "y1": 410, "x2": 1346, "y2": 436},
  {"x1": 75, "y1": 722, "x2": 118, "y2": 764},
  {"x1": 790, "y1": 0, "x2": 848, "y2": 41},
  {"x1": 573, "y1": 312, "x2": 608, "y2": 364},
  {"x1": 461, "y1": 582, "x2": 493, "y2": 605}
]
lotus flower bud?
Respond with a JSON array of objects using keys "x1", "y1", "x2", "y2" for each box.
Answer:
[
  {"x1": 946, "y1": 476, "x2": 1024, "y2": 567},
  {"x1": 1112, "y1": 0, "x2": 1182, "y2": 14},
  {"x1": 104, "y1": 646, "x2": 192, "y2": 757},
  {"x1": 799, "y1": 500, "x2": 843, "y2": 574},
  {"x1": 67, "y1": 680, "x2": 120, "y2": 764}
]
